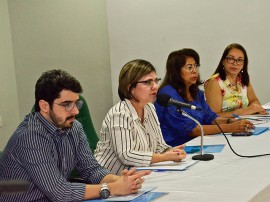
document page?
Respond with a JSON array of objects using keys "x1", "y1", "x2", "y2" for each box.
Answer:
[{"x1": 136, "y1": 158, "x2": 198, "y2": 171}]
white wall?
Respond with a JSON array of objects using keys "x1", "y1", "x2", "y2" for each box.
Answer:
[
  {"x1": 0, "y1": 0, "x2": 112, "y2": 150},
  {"x1": 2, "y1": 0, "x2": 270, "y2": 150},
  {"x1": 0, "y1": 0, "x2": 20, "y2": 149},
  {"x1": 106, "y1": 0, "x2": 270, "y2": 104}
]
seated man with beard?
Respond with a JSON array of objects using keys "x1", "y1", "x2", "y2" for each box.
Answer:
[{"x1": 0, "y1": 69, "x2": 150, "y2": 202}]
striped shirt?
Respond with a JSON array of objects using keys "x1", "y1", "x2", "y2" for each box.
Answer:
[
  {"x1": 0, "y1": 112, "x2": 110, "y2": 202},
  {"x1": 94, "y1": 99, "x2": 170, "y2": 175}
]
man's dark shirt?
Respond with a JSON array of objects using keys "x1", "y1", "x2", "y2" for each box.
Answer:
[{"x1": 0, "y1": 112, "x2": 110, "y2": 202}]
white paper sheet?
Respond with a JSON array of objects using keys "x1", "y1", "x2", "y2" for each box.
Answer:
[
  {"x1": 135, "y1": 159, "x2": 198, "y2": 171},
  {"x1": 104, "y1": 186, "x2": 157, "y2": 201}
]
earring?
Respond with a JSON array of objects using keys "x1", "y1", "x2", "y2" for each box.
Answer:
[{"x1": 241, "y1": 69, "x2": 243, "y2": 73}]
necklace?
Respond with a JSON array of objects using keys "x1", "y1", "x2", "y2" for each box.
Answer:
[
  {"x1": 229, "y1": 80, "x2": 236, "y2": 86},
  {"x1": 227, "y1": 77, "x2": 237, "y2": 87},
  {"x1": 226, "y1": 77, "x2": 239, "y2": 92}
]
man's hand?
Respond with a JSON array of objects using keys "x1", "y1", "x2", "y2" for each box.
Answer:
[{"x1": 109, "y1": 168, "x2": 151, "y2": 196}]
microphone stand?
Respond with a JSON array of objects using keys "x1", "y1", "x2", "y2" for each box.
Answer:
[{"x1": 177, "y1": 108, "x2": 214, "y2": 161}]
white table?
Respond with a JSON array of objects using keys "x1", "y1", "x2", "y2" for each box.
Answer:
[{"x1": 143, "y1": 121, "x2": 270, "y2": 202}]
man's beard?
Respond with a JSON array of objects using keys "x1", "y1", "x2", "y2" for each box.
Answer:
[{"x1": 49, "y1": 110, "x2": 75, "y2": 129}]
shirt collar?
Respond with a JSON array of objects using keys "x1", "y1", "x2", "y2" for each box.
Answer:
[
  {"x1": 124, "y1": 99, "x2": 148, "y2": 121},
  {"x1": 36, "y1": 112, "x2": 70, "y2": 137}
]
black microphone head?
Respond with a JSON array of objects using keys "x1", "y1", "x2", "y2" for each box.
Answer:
[{"x1": 157, "y1": 94, "x2": 171, "y2": 107}]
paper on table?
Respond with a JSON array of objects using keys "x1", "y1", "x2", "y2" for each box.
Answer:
[
  {"x1": 135, "y1": 158, "x2": 198, "y2": 171},
  {"x1": 250, "y1": 127, "x2": 269, "y2": 136},
  {"x1": 184, "y1": 144, "x2": 225, "y2": 154},
  {"x1": 262, "y1": 105, "x2": 270, "y2": 110},
  {"x1": 84, "y1": 186, "x2": 157, "y2": 202},
  {"x1": 240, "y1": 114, "x2": 270, "y2": 119},
  {"x1": 104, "y1": 186, "x2": 156, "y2": 201},
  {"x1": 247, "y1": 119, "x2": 268, "y2": 125},
  {"x1": 131, "y1": 191, "x2": 168, "y2": 202}
]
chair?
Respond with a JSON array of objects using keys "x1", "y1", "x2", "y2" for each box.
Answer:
[
  {"x1": 71, "y1": 95, "x2": 99, "y2": 181},
  {"x1": 76, "y1": 95, "x2": 99, "y2": 153}
]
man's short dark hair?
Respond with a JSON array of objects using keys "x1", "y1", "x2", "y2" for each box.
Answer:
[{"x1": 34, "y1": 69, "x2": 83, "y2": 111}]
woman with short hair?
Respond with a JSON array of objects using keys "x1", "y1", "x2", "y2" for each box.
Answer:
[{"x1": 94, "y1": 59, "x2": 186, "y2": 175}]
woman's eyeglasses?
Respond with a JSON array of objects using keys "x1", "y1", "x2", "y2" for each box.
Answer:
[
  {"x1": 225, "y1": 56, "x2": 244, "y2": 65},
  {"x1": 183, "y1": 64, "x2": 200, "y2": 72},
  {"x1": 136, "y1": 78, "x2": 162, "y2": 87}
]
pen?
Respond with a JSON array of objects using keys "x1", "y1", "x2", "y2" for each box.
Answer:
[
  {"x1": 153, "y1": 169, "x2": 167, "y2": 172},
  {"x1": 233, "y1": 113, "x2": 265, "y2": 122},
  {"x1": 232, "y1": 114, "x2": 241, "y2": 119}
]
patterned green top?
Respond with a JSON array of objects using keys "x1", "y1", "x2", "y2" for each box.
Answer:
[{"x1": 206, "y1": 73, "x2": 249, "y2": 112}]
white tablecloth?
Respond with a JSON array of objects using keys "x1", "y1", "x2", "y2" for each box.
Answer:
[{"x1": 142, "y1": 121, "x2": 270, "y2": 202}]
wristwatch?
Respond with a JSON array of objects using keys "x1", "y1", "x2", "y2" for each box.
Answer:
[{"x1": 100, "y1": 183, "x2": 110, "y2": 199}]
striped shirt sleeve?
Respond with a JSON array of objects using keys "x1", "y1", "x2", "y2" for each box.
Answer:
[{"x1": 74, "y1": 125, "x2": 110, "y2": 184}]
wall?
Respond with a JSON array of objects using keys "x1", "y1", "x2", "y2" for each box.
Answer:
[
  {"x1": 106, "y1": 0, "x2": 270, "y2": 104},
  {"x1": 0, "y1": 0, "x2": 20, "y2": 150},
  {"x1": 2, "y1": 0, "x2": 270, "y2": 150},
  {"x1": 7, "y1": 0, "x2": 112, "y2": 140}
]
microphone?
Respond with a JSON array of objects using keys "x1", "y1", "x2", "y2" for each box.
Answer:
[
  {"x1": 157, "y1": 94, "x2": 202, "y2": 110},
  {"x1": 157, "y1": 93, "x2": 213, "y2": 161}
]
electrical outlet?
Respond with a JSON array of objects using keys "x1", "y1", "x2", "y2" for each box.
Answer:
[{"x1": 0, "y1": 115, "x2": 2, "y2": 127}]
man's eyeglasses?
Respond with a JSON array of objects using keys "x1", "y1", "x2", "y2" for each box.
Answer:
[
  {"x1": 183, "y1": 64, "x2": 200, "y2": 72},
  {"x1": 225, "y1": 56, "x2": 244, "y2": 65},
  {"x1": 136, "y1": 78, "x2": 162, "y2": 87},
  {"x1": 53, "y1": 100, "x2": 83, "y2": 112}
]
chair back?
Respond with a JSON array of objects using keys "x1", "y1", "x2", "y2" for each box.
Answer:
[{"x1": 76, "y1": 95, "x2": 99, "y2": 153}]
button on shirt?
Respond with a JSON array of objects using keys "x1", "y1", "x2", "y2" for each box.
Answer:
[
  {"x1": 0, "y1": 112, "x2": 110, "y2": 202},
  {"x1": 94, "y1": 99, "x2": 171, "y2": 175}
]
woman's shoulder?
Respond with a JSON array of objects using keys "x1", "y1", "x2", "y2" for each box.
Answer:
[
  {"x1": 158, "y1": 85, "x2": 178, "y2": 96},
  {"x1": 146, "y1": 102, "x2": 156, "y2": 111},
  {"x1": 205, "y1": 73, "x2": 221, "y2": 89},
  {"x1": 206, "y1": 73, "x2": 221, "y2": 82},
  {"x1": 107, "y1": 100, "x2": 130, "y2": 116},
  {"x1": 198, "y1": 89, "x2": 206, "y2": 100},
  {"x1": 198, "y1": 89, "x2": 205, "y2": 95},
  {"x1": 159, "y1": 84, "x2": 173, "y2": 91}
]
